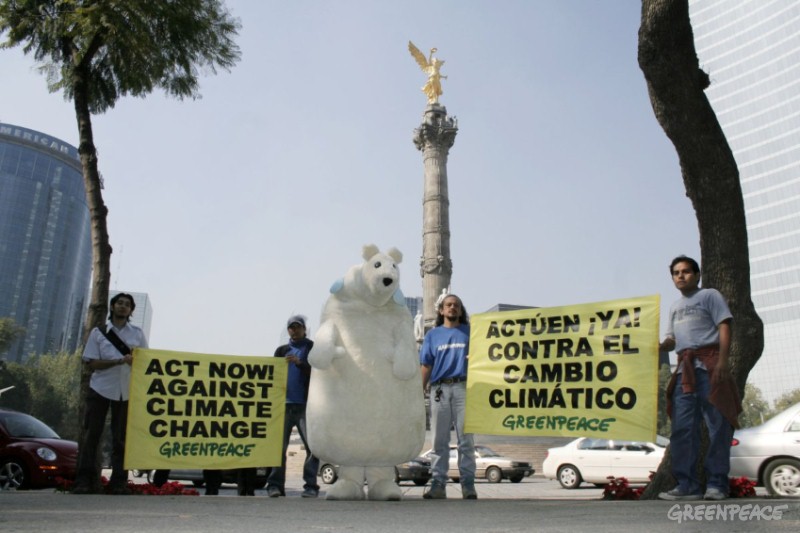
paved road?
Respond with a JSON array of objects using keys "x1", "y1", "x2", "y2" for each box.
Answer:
[
  {"x1": 132, "y1": 474, "x2": 607, "y2": 499},
  {"x1": 2, "y1": 484, "x2": 798, "y2": 533}
]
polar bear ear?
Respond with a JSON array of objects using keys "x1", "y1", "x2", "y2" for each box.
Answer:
[
  {"x1": 362, "y1": 243, "x2": 380, "y2": 260},
  {"x1": 393, "y1": 287, "x2": 406, "y2": 305},
  {"x1": 330, "y1": 278, "x2": 344, "y2": 294},
  {"x1": 387, "y1": 247, "x2": 403, "y2": 263}
]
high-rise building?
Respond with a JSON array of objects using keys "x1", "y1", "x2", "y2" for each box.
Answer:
[
  {"x1": 0, "y1": 123, "x2": 91, "y2": 362},
  {"x1": 404, "y1": 295, "x2": 424, "y2": 320},
  {"x1": 690, "y1": 0, "x2": 800, "y2": 403},
  {"x1": 110, "y1": 290, "x2": 153, "y2": 342}
]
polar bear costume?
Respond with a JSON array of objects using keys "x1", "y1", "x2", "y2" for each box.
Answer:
[{"x1": 307, "y1": 245, "x2": 425, "y2": 501}]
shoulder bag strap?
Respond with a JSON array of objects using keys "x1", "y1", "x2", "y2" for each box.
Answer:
[{"x1": 101, "y1": 327, "x2": 132, "y2": 356}]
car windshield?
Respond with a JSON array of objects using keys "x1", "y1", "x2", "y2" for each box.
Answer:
[
  {"x1": 475, "y1": 446, "x2": 500, "y2": 457},
  {"x1": 0, "y1": 412, "x2": 60, "y2": 439}
]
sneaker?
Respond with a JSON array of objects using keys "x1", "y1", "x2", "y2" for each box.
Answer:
[
  {"x1": 301, "y1": 488, "x2": 319, "y2": 498},
  {"x1": 267, "y1": 486, "x2": 282, "y2": 498},
  {"x1": 704, "y1": 487, "x2": 728, "y2": 501},
  {"x1": 462, "y1": 485, "x2": 478, "y2": 500},
  {"x1": 423, "y1": 483, "x2": 446, "y2": 500},
  {"x1": 658, "y1": 487, "x2": 702, "y2": 501}
]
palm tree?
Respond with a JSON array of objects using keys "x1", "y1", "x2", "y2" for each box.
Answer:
[
  {"x1": 1, "y1": 0, "x2": 240, "y2": 338},
  {"x1": 1, "y1": 0, "x2": 240, "y2": 489}
]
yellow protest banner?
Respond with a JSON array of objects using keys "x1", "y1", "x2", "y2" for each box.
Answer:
[
  {"x1": 464, "y1": 295, "x2": 659, "y2": 442},
  {"x1": 124, "y1": 349, "x2": 286, "y2": 470}
]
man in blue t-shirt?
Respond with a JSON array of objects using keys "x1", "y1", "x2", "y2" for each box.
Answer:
[
  {"x1": 266, "y1": 315, "x2": 320, "y2": 498},
  {"x1": 420, "y1": 293, "x2": 477, "y2": 500},
  {"x1": 658, "y1": 256, "x2": 738, "y2": 502}
]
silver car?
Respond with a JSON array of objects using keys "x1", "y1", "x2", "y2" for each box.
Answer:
[
  {"x1": 730, "y1": 401, "x2": 800, "y2": 496},
  {"x1": 423, "y1": 445, "x2": 534, "y2": 483}
]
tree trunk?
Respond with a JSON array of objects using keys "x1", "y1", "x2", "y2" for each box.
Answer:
[
  {"x1": 73, "y1": 62, "x2": 113, "y2": 492},
  {"x1": 637, "y1": 0, "x2": 764, "y2": 499}
]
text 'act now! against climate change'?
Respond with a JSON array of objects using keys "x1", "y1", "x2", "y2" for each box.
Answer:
[{"x1": 124, "y1": 350, "x2": 287, "y2": 470}]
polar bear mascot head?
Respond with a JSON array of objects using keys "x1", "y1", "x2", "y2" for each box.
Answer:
[{"x1": 328, "y1": 244, "x2": 407, "y2": 309}]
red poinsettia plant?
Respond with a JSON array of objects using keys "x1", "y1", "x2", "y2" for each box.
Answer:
[
  {"x1": 602, "y1": 473, "x2": 757, "y2": 501},
  {"x1": 55, "y1": 476, "x2": 199, "y2": 496},
  {"x1": 729, "y1": 476, "x2": 756, "y2": 498},
  {"x1": 602, "y1": 476, "x2": 645, "y2": 500}
]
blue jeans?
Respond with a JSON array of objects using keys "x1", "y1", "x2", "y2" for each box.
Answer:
[
  {"x1": 267, "y1": 403, "x2": 319, "y2": 492},
  {"x1": 670, "y1": 369, "x2": 733, "y2": 494},
  {"x1": 430, "y1": 381, "x2": 475, "y2": 486}
]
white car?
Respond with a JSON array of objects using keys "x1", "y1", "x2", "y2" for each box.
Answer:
[
  {"x1": 542, "y1": 436, "x2": 668, "y2": 489},
  {"x1": 730, "y1": 401, "x2": 800, "y2": 496}
]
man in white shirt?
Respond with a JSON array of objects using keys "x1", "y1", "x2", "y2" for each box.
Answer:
[{"x1": 72, "y1": 293, "x2": 148, "y2": 494}]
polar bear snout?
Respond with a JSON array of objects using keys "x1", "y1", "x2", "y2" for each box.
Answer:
[{"x1": 382, "y1": 277, "x2": 393, "y2": 287}]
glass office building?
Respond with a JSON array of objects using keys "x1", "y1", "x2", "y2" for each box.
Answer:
[
  {"x1": 0, "y1": 123, "x2": 91, "y2": 362},
  {"x1": 690, "y1": 1, "x2": 800, "y2": 404}
]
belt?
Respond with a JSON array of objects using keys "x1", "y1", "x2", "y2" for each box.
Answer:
[{"x1": 433, "y1": 376, "x2": 466, "y2": 385}]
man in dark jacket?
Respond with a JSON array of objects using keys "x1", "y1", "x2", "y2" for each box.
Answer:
[{"x1": 266, "y1": 315, "x2": 320, "y2": 498}]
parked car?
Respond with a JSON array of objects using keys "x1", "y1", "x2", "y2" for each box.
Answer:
[
  {"x1": 542, "y1": 436, "x2": 668, "y2": 489},
  {"x1": 318, "y1": 455, "x2": 432, "y2": 486},
  {"x1": 422, "y1": 445, "x2": 534, "y2": 483},
  {"x1": 730, "y1": 401, "x2": 800, "y2": 496},
  {"x1": 143, "y1": 468, "x2": 270, "y2": 488},
  {"x1": 0, "y1": 408, "x2": 77, "y2": 490}
]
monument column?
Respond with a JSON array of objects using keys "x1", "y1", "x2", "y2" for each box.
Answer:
[{"x1": 413, "y1": 103, "x2": 458, "y2": 333}]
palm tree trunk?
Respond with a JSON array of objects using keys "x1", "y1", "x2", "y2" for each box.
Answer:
[{"x1": 73, "y1": 63, "x2": 113, "y2": 491}]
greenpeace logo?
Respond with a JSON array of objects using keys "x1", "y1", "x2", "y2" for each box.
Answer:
[{"x1": 667, "y1": 503, "x2": 788, "y2": 523}]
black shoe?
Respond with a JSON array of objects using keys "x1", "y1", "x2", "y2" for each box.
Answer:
[{"x1": 301, "y1": 488, "x2": 319, "y2": 498}]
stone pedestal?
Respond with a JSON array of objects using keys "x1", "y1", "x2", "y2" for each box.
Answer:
[{"x1": 413, "y1": 104, "x2": 458, "y2": 334}]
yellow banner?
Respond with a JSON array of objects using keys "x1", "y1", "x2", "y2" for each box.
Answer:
[
  {"x1": 124, "y1": 349, "x2": 286, "y2": 470},
  {"x1": 465, "y1": 295, "x2": 659, "y2": 442}
]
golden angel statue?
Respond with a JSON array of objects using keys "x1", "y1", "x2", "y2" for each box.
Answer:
[{"x1": 408, "y1": 41, "x2": 447, "y2": 104}]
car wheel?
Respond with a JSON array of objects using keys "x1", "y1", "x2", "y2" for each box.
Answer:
[
  {"x1": 557, "y1": 464, "x2": 582, "y2": 489},
  {"x1": 320, "y1": 464, "x2": 337, "y2": 485},
  {"x1": 145, "y1": 470, "x2": 155, "y2": 484},
  {"x1": 486, "y1": 466, "x2": 502, "y2": 483},
  {"x1": 450, "y1": 476, "x2": 460, "y2": 483},
  {"x1": 0, "y1": 459, "x2": 27, "y2": 490},
  {"x1": 414, "y1": 479, "x2": 428, "y2": 486},
  {"x1": 764, "y1": 458, "x2": 800, "y2": 496},
  {"x1": 509, "y1": 476, "x2": 523, "y2": 483}
]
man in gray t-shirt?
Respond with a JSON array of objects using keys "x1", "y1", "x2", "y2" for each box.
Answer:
[{"x1": 658, "y1": 256, "x2": 734, "y2": 502}]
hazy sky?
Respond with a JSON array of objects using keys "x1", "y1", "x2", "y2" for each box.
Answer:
[{"x1": 1, "y1": 0, "x2": 699, "y2": 355}]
